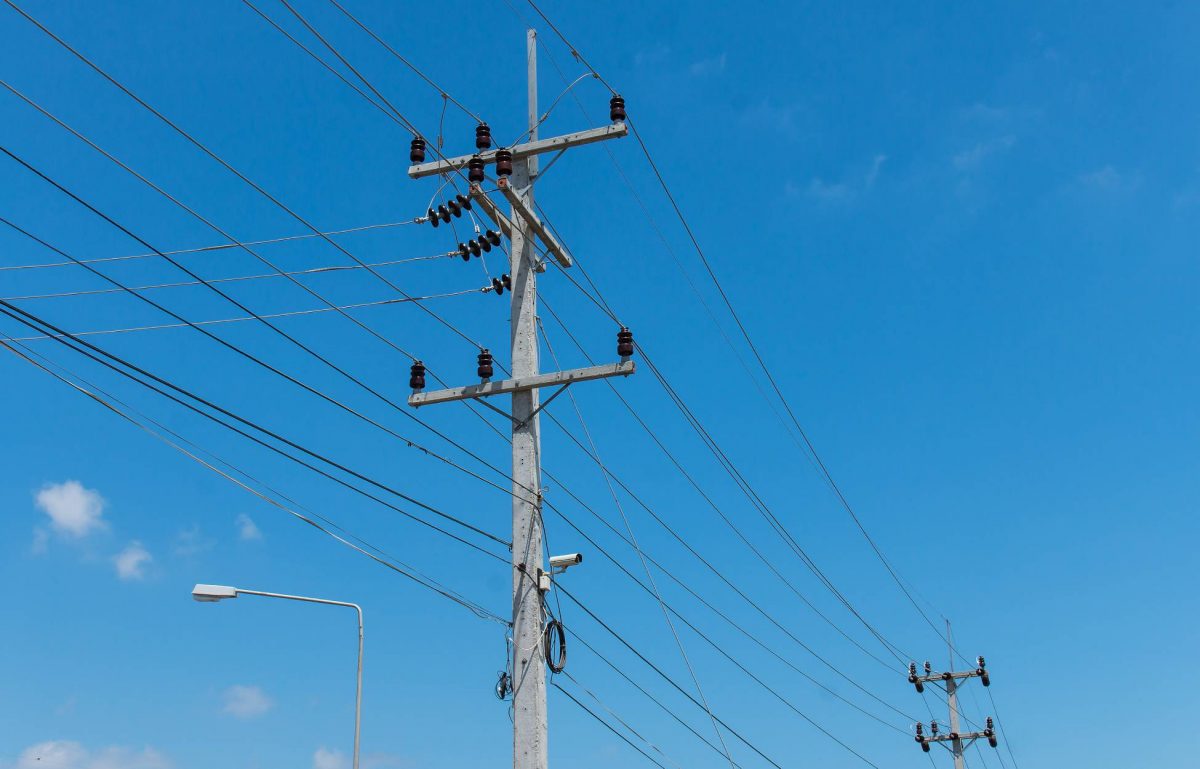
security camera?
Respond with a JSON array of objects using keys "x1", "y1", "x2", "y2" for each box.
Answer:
[{"x1": 549, "y1": 553, "x2": 583, "y2": 573}]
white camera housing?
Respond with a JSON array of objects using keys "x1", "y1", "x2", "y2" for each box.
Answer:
[{"x1": 549, "y1": 553, "x2": 583, "y2": 573}]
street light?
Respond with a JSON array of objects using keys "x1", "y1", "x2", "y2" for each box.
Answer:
[{"x1": 192, "y1": 584, "x2": 363, "y2": 769}]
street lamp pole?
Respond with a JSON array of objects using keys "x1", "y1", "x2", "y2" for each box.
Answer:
[{"x1": 193, "y1": 585, "x2": 363, "y2": 769}]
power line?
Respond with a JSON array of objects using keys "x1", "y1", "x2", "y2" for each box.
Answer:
[
  {"x1": 0, "y1": 219, "x2": 419, "y2": 272},
  {"x1": 0, "y1": 336, "x2": 506, "y2": 623},
  {"x1": 550, "y1": 680, "x2": 668, "y2": 769},
  {"x1": 520, "y1": 0, "x2": 952, "y2": 648},
  {"x1": 6, "y1": 290, "x2": 481, "y2": 340},
  {"x1": 0, "y1": 300, "x2": 510, "y2": 556},
  {"x1": 0, "y1": 253, "x2": 456, "y2": 301}
]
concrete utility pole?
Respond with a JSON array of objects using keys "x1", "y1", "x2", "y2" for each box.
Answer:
[
  {"x1": 906, "y1": 622, "x2": 999, "y2": 765},
  {"x1": 405, "y1": 29, "x2": 633, "y2": 769}
]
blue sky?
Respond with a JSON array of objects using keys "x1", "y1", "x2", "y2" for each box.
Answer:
[{"x1": 1, "y1": 1, "x2": 1197, "y2": 768}]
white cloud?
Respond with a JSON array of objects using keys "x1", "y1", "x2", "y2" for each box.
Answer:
[
  {"x1": 313, "y1": 748, "x2": 348, "y2": 769},
  {"x1": 223, "y1": 685, "x2": 273, "y2": 719},
  {"x1": 35, "y1": 481, "x2": 106, "y2": 539},
  {"x1": 236, "y1": 514, "x2": 262, "y2": 541},
  {"x1": 12, "y1": 741, "x2": 169, "y2": 769},
  {"x1": 113, "y1": 542, "x2": 151, "y2": 581},
  {"x1": 865, "y1": 154, "x2": 887, "y2": 188},
  {"x1": 689, "y1": 52, "x2": 727, "y2": 76},
  {"x1": 953, "y1": 135, "x2": 1015, "y2": 170},
  {"x1": 172, "y1": 524, "x2": 214, "y2": 557}
]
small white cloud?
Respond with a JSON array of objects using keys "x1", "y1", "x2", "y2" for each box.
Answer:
[
  {"x1": 35, "y1": 480, "x2": 106, "y2": 539},
  {"x1": 689, "y1": 52, "x2": 727, "y2": 76},
  {"x1": 807, "y1": 177, "x2": 852, "y2": 201},
  {"x1": 172, "y1": 524, "x2": 214, "y2": 557},
  {"x1": 313, "y1": 748, "x2": 348, "y2": 769},
  {"x1": 223, "y1": 685, "x2": 274, "y2": 719},
  {"x1": 236, "y1": 514, "x2": 262, "y2": 541},
  {"x1": 13, "y1": 741, "x2": 169, "y2": 769},
  {"x1": 953, "y1": 135, "x2": 1015, "y2": 170},
  {"x1": 113, "y1": 541, "x2": 151, "y2": 581},
  {"x1": 865, "y1": 154, "x2": 887, "y2": 188}
]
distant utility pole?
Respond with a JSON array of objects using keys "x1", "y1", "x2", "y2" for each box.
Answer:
[
  {"x1": 404, "y1": 29, "x2": 633, "y2": 769},
  {"x1": 906, "y1": 622, "x2": 999, "y2": 768}
]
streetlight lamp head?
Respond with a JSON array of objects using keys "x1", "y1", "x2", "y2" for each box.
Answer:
[{"x1": 192, "y1": 584, "x2": 238, "y2": 602}]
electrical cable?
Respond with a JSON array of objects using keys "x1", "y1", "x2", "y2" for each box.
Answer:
[
  {"x1": 519, "y1": 0, "x2": 953, "y2": 649},
  {"x1": 1, "y1": 252, "x2": 457, "y2": 301},
  {"x1": 0, "y1": 301, "x2": 510, "y2": 557},
  {"x1": 538, "y1": 318, "x2": 917, "y2": 730},
  {"x1": 558, "y1": 671, "x2": 684, "y2": 769},
  {"x1": 0, "y1": 337, "x2": 505, "y2": 623},
  {"x1": 8, "y1": 290, "x2": 481, "y2": 340},
  {"x1": 0, "y1": 219, "x2": 419, "y2": 272},
  {"x1": 550, "y1": 680, "x2": 668, "y2": 769}
]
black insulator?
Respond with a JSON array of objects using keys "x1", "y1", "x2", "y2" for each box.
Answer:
[
  {"x1": 477, "y1": 349, "x2": 494, "y2": 379},
  {"x1": 410, "y1": 137, "x2": 426, "y2": 163},
  {"x1": 495, "y1": 148, "x2": 514, "y2": 177},
  {"x1": 479, "y1": 236, "x2": 492, "y2": 253},
  {"x1": 609, "y1": 95, "x2": 626, "y2": 122},
  {"x1": 458, "y1": 243, "x2": 471, "y2": 261},
  {"x1": 468, "y1": 155, "x2": 486, "y2": 183},
  {"x1": 468, "y1": 239, "x2": 482, "y2": 257},
  {"x1": 977, "y1": 655, "x2": 987, "y2": 669},
  {"x1": 456, "y1": 193, "x2": 472, "y2": 211},
  {"x1": 448, "y1": 199, "x2": 462, "y2": 218},
  {"x1": 617, "y1": 326, "x2": 634, "y2": 358},
  {"x1": 988, "y1": 736, "x2": 998, "y2": 749},
  {"x1": 408, "y1": 360, "x2": 426, "y2": 390},
  {"x1": 475, "y1": 122, "x2": 492, "y2": 150},
  {"x1": 930, "y1": 721, "x2": 939, "y2": 735},
  {"x1": 427, "y1": 207, "x2": 439, "y2": 228},
  {"x1": 492, "y1": 277, "x2": 505, "y2": 296},
  {"x1": 921, "y1": 743, "x2": 931, "y2": 753},
  {"x1": 924, "y1": 661, "x2": 932, "y2": 674},
  {"x1": 485, "y1": 229, "x2": 502, "y2": 246},
  {"x1": 981, "y1": 672, "x2": 991, "y2": 687},
  {"x1": 915, "y1": 724, "x2": 924, "y2": 738},
  {"x1": 501, "y1": 273, "x2": 511, "y2": 291},
  {"x1": 438, "y1": 205, "x2": 451, "y2": 223}
]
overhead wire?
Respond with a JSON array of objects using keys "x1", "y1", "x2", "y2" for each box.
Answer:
[
  {"x1": 1, "y1": 252, "x2": 458, "y2": 301},
  {"x1": 0, "y1": 299, "x2": 510, "y2": 557},
  {"x1": 0, "y1": 219, "x2": 419, "y2": 272},
  {"x1": 6, "y1": 290, "x2": 481, "y2": 341},
  {"x1": 0, "y1": 336, "x2": 505, "y2": 623},
  {"x1": 538, "y1": 317, "x2": 919, "y2": 730},
  {"x1": 518, "y1": 0, "x2": 954, "y2": 649}
]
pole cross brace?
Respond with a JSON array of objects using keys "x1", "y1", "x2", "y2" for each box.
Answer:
[
  {"x1": 495, "y1": 177, "x2": 572, "y2": 267},
  {"x1": 407, "y1": 361, "x2": 635, "y2": 408}
]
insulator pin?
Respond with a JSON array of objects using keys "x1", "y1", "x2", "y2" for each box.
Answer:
[
  {"x1": 469, "y1": 239, "x2": 482, "y2": 257},
  {"x1": 410, "y1": 137, "x2": 426, "y2": 163},
  {"x1": 438, "y1": 205, "x2": 451, "y2": 223},
  {"x1": 447, "y1": 199, "x2": 462, "y2": 218},
  {"x1": 616, "y1": 327, "x2": 634, "y2": 358},
  {"x1": 495, "y1": 148, "x2": 514, "y2": 177},
  {"x1": 468, "y1": 156, "x2": 486, "y2": 184},
  {"x1": 609, "y1": 95, "x2": 626, "y2": 122},
  {"x1": 491, "y1": 274, "x2": 512, "y2": 296},
  {"x1": 485, "y1": 229, "x2": 502, "y2": 246},
  {"x1": 475, "y1": 122, "x2": 492, "y2": 150},
  {"x1": 477, "y1": 349, "x2": 494, "y2": 379},
  {"x1": 456, "y1": 193, "x2": 473, "y2": 211},
  {"x1": 408, "y1": 360, "x2": 426, "y2": 391},
  {"x1": 458, "y1": 243, "x2": 470, "y2": 261},
  {"x1": 427, "y1": 207, "x2": 439, "y2": 228}
]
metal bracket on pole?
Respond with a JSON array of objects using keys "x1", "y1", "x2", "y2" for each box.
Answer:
[
  {"x1": 407, "y1": 122, "x2": 628, "y2": 179},
  {"x1": 408, "y1": 361, "x2": 634, "y2": 408},
  {"x1": 496, "y1": 177, "x2": 572, "y2": 268}
]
